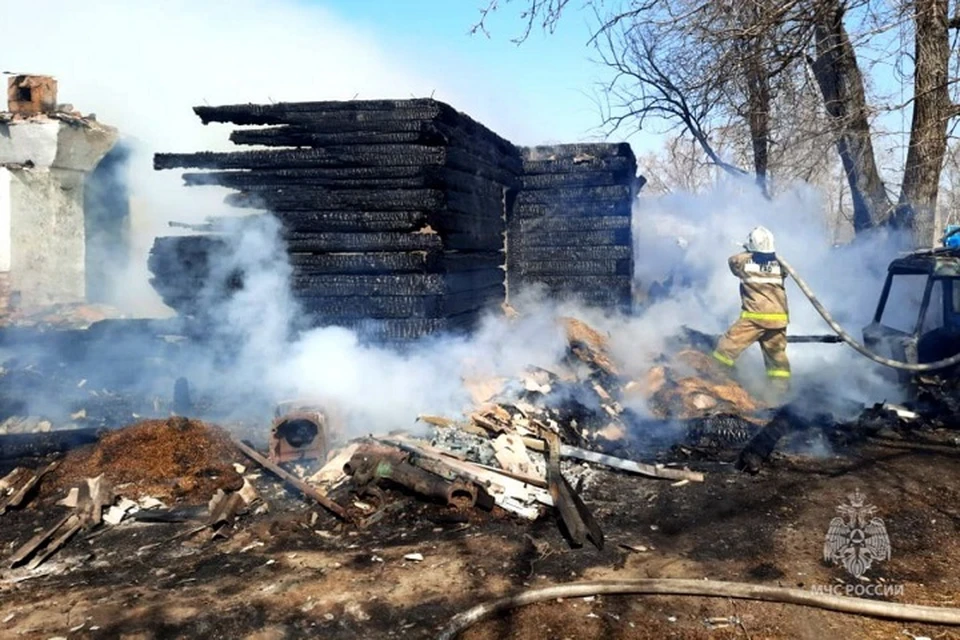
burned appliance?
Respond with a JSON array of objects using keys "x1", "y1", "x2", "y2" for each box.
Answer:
[{"x1": 268, "y1": 403, "x2": 328, "y2": 464}]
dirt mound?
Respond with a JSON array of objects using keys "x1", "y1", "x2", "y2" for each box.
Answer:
[{"x1": 45, "y1": 417, "x2": 244, "y2": 504}]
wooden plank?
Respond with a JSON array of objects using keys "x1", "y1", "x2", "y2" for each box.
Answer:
[
  {"x1": 0, "y1": 462, "x2": 58, "y2": 514},
  {"x1": 234, "y1": 439, "x2": 347, "y2": 520},
  {"x1": 26, "y1": 515, "x2": 82, "y2": 570},
  {"x1": 8, "y1": 513, "x2": 74, "y2": 568}
]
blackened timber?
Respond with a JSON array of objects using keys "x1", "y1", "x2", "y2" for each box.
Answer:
[
  {"x1": 512, "y1": 201, "x2": 633, "y2": 218},
  {"x1": 521, "y1": 156, "x2": 636, "y2": 176},
  {"x1": 227, "y1": 188, "x2": 448, "y2": 212},
  {"x1": 156, "y1": 146, "x2": 519, "y2": 186},
  {"x1": 283, "y1": 232, "x2": 444, "y2": 253},
  {"x1": 155, "y1": 146, "x2": 446, "y2": 170},
  {"x1": 520, "y1": 171, "x2": 630, "y2": 190},
  {"x1": 520, "y1": 143, "x2": 635, "y2": 161},
  {"x1": 288, "y1": 252, "x2": 502, "y2": 274},
  {"x1": 289, "y1": 271, "x2": 504, "y2": 296},
  {"x1": 196, "y1": 102, "x2": 445, "y2": 125},
  {"x1": 224, "y1": 187, "x2": 506, "y2": 217},
  {"x1": 511, "y1": 275, "x2": 633, "y2": 291},
  {"x1": 297, "y1": 286, "x2": 504, "y2": 319},
  {"x1": 229, "y1": 127, "x2": 440, "y2": 147},
  {"x1": 276, "y1": 211, "x2": 504, "y2": 238},
  {"x1": 514, "y1": 185, "x2": 634, "y2": 206},
  {"x1": 511, "y1": 245, "x2": 632, "y2": 262},
  {"x1": 512, "y1": 229, "x2": 631, "y2": 247},
  {"x1": 0, "y1": 429, "x2": 102, "y2": 460},
  {"x1": 515, "y1": 215, "x2": 631, "y2": 233},
  {"x1": 227, "y1": 122, "x2": 520, "y2": 172},
  {"x1": 275, "y1": 211, "x2": 430, "y2": 233},
  {"x1": 507, "y1": 258, "x2": 633, "y2": 276},
  {"x1": 182, "y1": 166, "x2": 424, "y2": 186},
  {"x1": 182, "y1": 167, "x2": 507, "y2": 199},
  {"x1": 194, "y1": 99, "x2": 518, "y2": 155}
]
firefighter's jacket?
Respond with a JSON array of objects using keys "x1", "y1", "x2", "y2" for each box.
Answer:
[{"x1": 728, "y1": 252, "x2": 788, "y2": 329}]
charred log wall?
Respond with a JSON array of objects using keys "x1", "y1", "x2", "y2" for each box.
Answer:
[
  {"x1": 507, "y1": 144, "x2": 638, "y2": 313},
  {"x1": 151, "y1": 101, "x2": 638, "y2": 342},
  {"x1": 152, "y1": 99, "x2": 518, "y2": 343}
]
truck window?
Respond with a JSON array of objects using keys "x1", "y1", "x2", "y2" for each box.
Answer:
[
  {"x1": 881, "y1": 274, "x2": 928, "y2": 333},
  {"x1": 921, "y1": 280, "x2": 945, "y2": 333}
]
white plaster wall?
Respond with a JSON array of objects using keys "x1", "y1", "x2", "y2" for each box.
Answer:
[
  {"x1": 0, "y1": 167, "x2": 10, "y2": 271},
  {"x1": 0, "y1": 122, "x2": 60, "y2": 168},
  {"x1": 9, "y1": 168, "x2": 86, "y2": 305}
]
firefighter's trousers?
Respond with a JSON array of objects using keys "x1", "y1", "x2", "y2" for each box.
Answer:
[{"x1": 712, "y1": 317, "x2": 790, "y2": 386}]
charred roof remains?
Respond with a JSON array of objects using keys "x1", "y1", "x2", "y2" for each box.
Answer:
[{"x1": 153, "y1": 98, "x2": 642, "y2": 341}]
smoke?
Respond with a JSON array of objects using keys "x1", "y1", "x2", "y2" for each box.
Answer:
[
  {"x1": 602, "y1": 179, "x2": 911, "y2": 417},
  {"x1": 0, "y1": 3, "x2": 914, "y2": 442},
  {"x1": 0, "y1": 0, "x2": 523, "y2": 317}
]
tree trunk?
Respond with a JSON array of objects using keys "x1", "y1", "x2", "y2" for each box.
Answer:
[
  {"x1": 808, "y1": 0, "x2": 893, "y2": 233},
  {"x1": 746, "y1": 54, "x2": 772, "y2": 198},
  {"x1": 898, "y1": 0, "x2": 951, "y2": 248}
]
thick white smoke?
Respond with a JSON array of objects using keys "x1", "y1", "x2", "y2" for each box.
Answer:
[
  {"x1": 0, "y1": 0, "x2": 548, "y2": 316},
  {"x1": 1, "y1": 2, "x2": 910, "y2": 438},
  {"x1": 608, "y1": 179, "x2": 911, "y2": 416}
]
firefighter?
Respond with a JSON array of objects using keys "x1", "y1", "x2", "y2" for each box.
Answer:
[{"x1": 712, "y1": 226, "x2": 791, "y2": 392}]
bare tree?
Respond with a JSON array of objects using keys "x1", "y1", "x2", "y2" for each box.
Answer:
[{"x1": 477, "y1": 0, "x2": 960, "y2": 247}]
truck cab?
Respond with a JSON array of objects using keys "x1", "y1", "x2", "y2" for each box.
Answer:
[{"x1": 862, "y1": 249, "x2": 960, "y2": 383}]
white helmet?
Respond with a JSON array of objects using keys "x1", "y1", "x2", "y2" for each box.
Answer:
[{"x1": 745, "y1": 226, "x2": 775, "y2": 253}]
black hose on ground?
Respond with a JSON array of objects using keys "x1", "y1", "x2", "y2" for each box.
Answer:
[{"x1": 778, "y1": 257, "x2": 960, "y2": 372}]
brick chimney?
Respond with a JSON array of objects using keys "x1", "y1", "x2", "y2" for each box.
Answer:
[{"x1": 7, "y1": 75, "x2": 58, "y2": 115}]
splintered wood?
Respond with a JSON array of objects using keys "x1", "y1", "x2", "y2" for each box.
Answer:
[
  {"x1": 0, "y1": 462, "x2": 57, "y2": 514},
  {"x1": 634, "y1": 350, "x2": 764, "y2": 420},
  {"x1": 9, "y1": 475, "x2": 116, "y2": 570},
  {"x1": 561, "y1": 317, "x2": 619, "y2": 377}
]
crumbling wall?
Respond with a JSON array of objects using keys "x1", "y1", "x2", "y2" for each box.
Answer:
[{"x1": 0, "y1": 119, "x2": 118, "y2": 306}]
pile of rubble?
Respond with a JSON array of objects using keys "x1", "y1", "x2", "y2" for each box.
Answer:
[{"x1": 1, "y1": 315, "x2": 770, "y2": 575}]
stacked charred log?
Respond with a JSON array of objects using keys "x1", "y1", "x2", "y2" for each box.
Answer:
[
  {"x1": 150, "y1": 100, "x2": 641, "y2": 341},
  {"x1": 152, "y1": 99, "x2": 516, "y2": 342},
  {"x1": 506, "y1": 144, "x2": 638, "y2": 312}
]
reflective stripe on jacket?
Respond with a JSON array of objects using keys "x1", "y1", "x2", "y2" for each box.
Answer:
[{"x1": 728, "y1": 252, "x2": 789, "y2": 328}]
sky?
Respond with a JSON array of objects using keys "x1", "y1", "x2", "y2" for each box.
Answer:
[{"x1": 311, "y1": 0, "x2": 665, "y2": 151}]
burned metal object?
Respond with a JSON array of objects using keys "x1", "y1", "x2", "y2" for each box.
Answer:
[
  {"x1": 345, "y1": 448, "x2": 478, "y2": 509},
  {"x1": 863, "y1": 247, "x2": 960, "y2": 385},
  {"x1": 269, "y1": 404, "x2": 328, "y2": 464}
]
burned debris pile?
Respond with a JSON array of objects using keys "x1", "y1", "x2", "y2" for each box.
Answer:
[
  {"x1": 153, "y1": 99, "x2": 519, "y2": 342},
  {"x1": 508, "y1": 144, "x2": 640, "y2": 311}
]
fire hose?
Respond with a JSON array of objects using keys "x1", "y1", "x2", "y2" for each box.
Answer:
[
  {"x1": 436, "y1": 578, "x2": 960, "y2": 639},
  {"x1": 778, "y1": 257, "x2": 960, "y2": 372}
]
